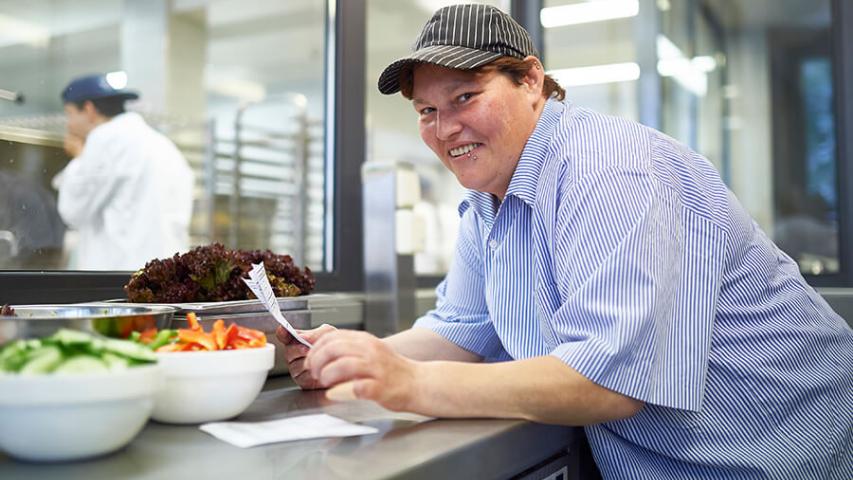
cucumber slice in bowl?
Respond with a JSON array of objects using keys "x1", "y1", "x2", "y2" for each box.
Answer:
[
  {"x1": 19, "y1": 346, "x2": 63, "y2": 375},
  {"x1": 53, "y1": 356, "x2": 110, "y2": 375}
]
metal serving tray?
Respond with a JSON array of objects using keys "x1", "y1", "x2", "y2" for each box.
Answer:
[
  {"x1": 0, "y1": 304, "x2": 178, "y2": 344},
  {"x1": 106, "y1": 295, "x2": 312, "y2": 316}
]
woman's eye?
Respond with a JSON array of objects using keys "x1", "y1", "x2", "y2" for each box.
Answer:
[
  {"x1": 419, "y1": 107, "x2": 435, "y2": 116},
  {"x1": 457, "y1": 93, "x2": 473, "y2": 103}
]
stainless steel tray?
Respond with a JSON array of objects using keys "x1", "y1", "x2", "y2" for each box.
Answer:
[
  {"x1": 0, "y1": 304, "x2": 177, "y2": 343},
  {"x1": 106, "y1": 294, "x2": 315, "y2": 315}
]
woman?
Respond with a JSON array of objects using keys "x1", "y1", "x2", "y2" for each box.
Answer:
[{"x1": 279, "y1": 5, "x2": 852, "y2": 479}]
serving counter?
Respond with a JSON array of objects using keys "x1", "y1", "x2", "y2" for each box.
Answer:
[{"x1": 0, "y1": 376, "x2": 582, "y2": 480}]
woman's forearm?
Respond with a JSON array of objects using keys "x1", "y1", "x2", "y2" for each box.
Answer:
[
  {"x1": 383, "y1": 328, "x2": 483, "y2": 362},
  {"x1": 409, "y1": 355, "x2": 643, "y2": 425}
]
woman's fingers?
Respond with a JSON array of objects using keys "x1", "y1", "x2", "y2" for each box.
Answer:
[
  {"x1": 277, "y1": 323, "x2": 337, "y2": 346},
  {"x1": 284, "y1": 343, "x2": 310, "y2": 364},
  {"x1": 275, "y1": 325, "x2": 293, "y2": 345},
  {"x1": 306, "y1": 333, "x2": 377, "y2": 378},
  {"x1": 300, "y1": 323, "x2": 337, "y2": 343},
  {"x1": 317, "y1": 356, "x2": 371, "y2": 386},
  {"x1": 278, "y1": 324, "x2": 338, "y2": 391}
]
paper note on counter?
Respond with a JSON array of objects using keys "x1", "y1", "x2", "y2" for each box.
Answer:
[
  {"x1": 200, "y1": 414, "x2": 379, "y2": 448},
  {"x1": 242, "y1": 262, "x2": 313, "y2": 348}
]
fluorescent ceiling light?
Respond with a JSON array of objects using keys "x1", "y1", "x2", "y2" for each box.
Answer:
[
  {"x1": 541, "y1": 0, "x2": 639, "y2": 28},
  {"x1": 0, "y1": 14, "x2": 49, "y2": 48},
  {"x1": 106, "y1": 71, "x2": 128, "y2": 90},
  {"x1": 208, "y1": 78, "x2": 267, "y2": 103},
  {"x1": 548, "y1": 62, "x2": 641, "y2": 87},
  {"x1": 656, "y1": 34, "x2": 717, "y2": 96}
]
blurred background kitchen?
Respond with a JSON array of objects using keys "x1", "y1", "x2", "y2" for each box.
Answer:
[{"x1": 0, "y1": 0, "x2": 851, "y2": 322}]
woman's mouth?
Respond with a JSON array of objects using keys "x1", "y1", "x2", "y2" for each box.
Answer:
[{"x1": 448, "y1": 143, "x2": 482, "y2": 158}]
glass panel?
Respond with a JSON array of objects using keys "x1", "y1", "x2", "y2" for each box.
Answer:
[
  {"x1": 0, "y1": 0, "x2": 328, "y2": 272},
  {"x1": 675, "y1": 0, "x2": 839, "y2": 275},
  {"x1": 542, "y1": 0, "x2": 640, "y2": 120},
  {"x1": 365, "y1": 0, "x2": 508, "y2": 276}
]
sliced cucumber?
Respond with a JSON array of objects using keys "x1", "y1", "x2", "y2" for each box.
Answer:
[
  {"x1": 0, "y1": 328, "x2": 156, "y2": 374},
  {"x1": 0, "y1": 340, "x2": 31, "y2": 372},
  {"x1": 52, "y1": 328, "x2": 96, "y2": 347},
  {"x1": 19, "y1": 346, "x2": 63, "y2": 374},
  {"x1": 102, "y1": 338, "x2": 156, "y2": 362},
  {"x1": 53, "y1": 355, "x2": 109, "y2": 374},
  {"x1": 101, "y1": 352, "x2": 130, "y2": 371}
]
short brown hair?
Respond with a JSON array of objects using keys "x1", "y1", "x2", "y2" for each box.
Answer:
[{"x1": 399, "y1": 56, "x2": 565, "y2": 101}]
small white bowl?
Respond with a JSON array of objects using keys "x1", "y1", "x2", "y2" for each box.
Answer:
[
  {"x1": 151, "y1": 344, "x2": 274, "y2": 424},
  {"x1": 0, "y1": 365, "x2": 161, "y2": 462}
]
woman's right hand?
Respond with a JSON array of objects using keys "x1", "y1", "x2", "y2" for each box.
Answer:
[{"x1": 276, "y1": 324, "x2": 337, "y2": 390}]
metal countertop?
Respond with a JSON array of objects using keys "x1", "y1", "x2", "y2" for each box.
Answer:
[{"x1": 0, "y1": 377, "x2": 577, "y2": 480}]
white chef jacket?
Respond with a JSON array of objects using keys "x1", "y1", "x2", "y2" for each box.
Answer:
[{"x1": 55, "y1": 112, "x2": 194, "y2": 270}]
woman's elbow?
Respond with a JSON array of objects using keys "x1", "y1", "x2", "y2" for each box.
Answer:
[{"x1": 611, "y1": 395, "x2": 644, "y2": 421}]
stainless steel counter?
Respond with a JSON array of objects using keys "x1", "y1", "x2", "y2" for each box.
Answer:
[{"x1": 0, "y1": 377, "x2": 578, "y2": 480}]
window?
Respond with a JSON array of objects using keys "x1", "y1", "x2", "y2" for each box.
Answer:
[
  {"x1": 0, "y1": 0, "x2": 328, "y2": 273},
  {"x1": 0, "y1": 0, "x2": 364, "y2": 303},
  {"x1": 540, "y1": 0, "x2": 853, "y2": 284}
]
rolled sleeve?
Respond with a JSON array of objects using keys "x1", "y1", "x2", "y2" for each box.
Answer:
[
  {"x1": 413, "y1": 209, "x2": 507, "y2": 360},
  {"x1": 547, "y1": 167, "x2": 726, "y2": 411}
]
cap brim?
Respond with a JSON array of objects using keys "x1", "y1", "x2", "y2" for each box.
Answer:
[
  {"x1": 63, "y1": 91, "x2": 139, "y2": 103},
  {"x1": 377, "y1": 45, "x2": 502, "y2": 95}
]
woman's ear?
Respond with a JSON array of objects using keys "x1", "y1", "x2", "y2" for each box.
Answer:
[{"x1": 522, "y1": 56, "x2": 545, "y2": 101}]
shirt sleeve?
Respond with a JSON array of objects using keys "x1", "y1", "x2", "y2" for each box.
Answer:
[
  {"x1": 548, "y1": 166, "x2": 727, "y2": 412},
  {"x1": 413, "y1": 207, "x2": 508, "y2": 360},
  {"x1": 56, "y1": 135, "x2": 127, "y2": 229}
]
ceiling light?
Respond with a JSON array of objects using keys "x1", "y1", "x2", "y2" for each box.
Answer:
[
  {"x1": 548, "y1": 62, "x2": 641, "y2": 87},
  {"x1": 656, "y1": 34, "x2": 716, "y2": 96},
  {"x1": 0, "y1": 14, "x2": 49, "y2": 48},
  {"x1": 541, "y1": 0, "x2": 639, "y2": 28}
]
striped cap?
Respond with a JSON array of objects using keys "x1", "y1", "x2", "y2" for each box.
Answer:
[{"x1": 378, "y1": 4, "x2": 539, "y2": 95}]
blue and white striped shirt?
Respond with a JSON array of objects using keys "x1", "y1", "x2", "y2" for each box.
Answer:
[{"x1": 414, "y1": 99, "x2": 853, "y2": 479}]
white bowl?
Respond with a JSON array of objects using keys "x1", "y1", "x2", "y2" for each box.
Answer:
[
  {"x1": 0, "y1": 365, "x2": 161, "y2": 462},
  {"x1": 151, "y1": 344, "x2": 274, "y2": 424}
]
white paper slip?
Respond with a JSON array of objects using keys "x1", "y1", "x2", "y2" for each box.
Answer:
[
  {"x1": 242, "y1": 262, "x2": 312, "y2": 348},
  {"x1": 199, "y1": 414, "x2": 379, "y2": 448}
]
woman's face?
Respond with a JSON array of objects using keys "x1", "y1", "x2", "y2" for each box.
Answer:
[{"x1": 411, "y1": 61, "x2": 544, "y2": 199}]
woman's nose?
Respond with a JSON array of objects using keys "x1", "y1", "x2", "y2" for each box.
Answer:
[{"x1": 435, "y1": 112, "x2": 462, "y2": 140}]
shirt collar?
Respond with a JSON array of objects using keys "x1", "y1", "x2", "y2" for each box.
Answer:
[
  {"x1": 458, "y1": 98, "x2": 567, "y2": 222},
  {"x1": 505, "y1": 98, "x2": 566, "y2": 207}
]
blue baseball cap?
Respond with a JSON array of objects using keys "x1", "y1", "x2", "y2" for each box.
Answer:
[{"x1": 61, "y1": 73, "x2": 139, "y2": 103}]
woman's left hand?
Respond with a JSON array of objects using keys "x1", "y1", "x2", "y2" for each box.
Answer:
[{"x1": 305, "y1": 329, "x2": 420, "y2": 412}]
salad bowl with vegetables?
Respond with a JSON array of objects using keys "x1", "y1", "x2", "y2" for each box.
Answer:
[
  {"x1": 0, "y1": 329, "x2": 160, "y2": 462},
  {"x1": 132, "y1": 313, "x2": 274, "y2": 424}
]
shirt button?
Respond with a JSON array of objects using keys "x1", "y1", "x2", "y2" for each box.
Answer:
[{"x1": 489, "y1": 239, "x2": 498, "y2": 250}]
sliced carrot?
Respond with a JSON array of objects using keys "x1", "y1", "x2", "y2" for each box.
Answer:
[
  {"x1": 138, "y1": 327, "x2": 158, "y2": 344},
  {"x1": 224, "y1": 324, "x2": 240, "y2": 348},
  {"x1": 186, "y1": 312, "x2": 201, "y2": 331},
  {"x1": 212, "y1": 319, "x2": 228, "y2": 350},
  {"x1": 178, "y1": 329, "x2": 217, "y2": 351},
  {"x1": 146, "y1": 314, "x2": 265, "y2": 352}
]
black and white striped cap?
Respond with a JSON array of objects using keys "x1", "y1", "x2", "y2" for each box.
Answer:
[{"x1": 378, "y1": 4, "x2": 539, "y2": 95}]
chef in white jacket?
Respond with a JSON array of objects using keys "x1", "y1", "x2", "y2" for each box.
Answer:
[{"x1": 54, "y1": 73, "x2": 194, "y2": 270}]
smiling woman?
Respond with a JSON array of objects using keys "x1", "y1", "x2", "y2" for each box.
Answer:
[
  {"x1": 409, "y1": 62, "x2": 545, "y2": 198},
  {"x1": 282, "y1": 4, "x2": 853, "y2": 479}
]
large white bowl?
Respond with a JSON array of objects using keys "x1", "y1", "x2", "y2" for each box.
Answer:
[
  {"x1": 151, "y1": 344, "x2": 274, "y2": 424},
  {"x1": 0, "y1": 365, "x2": 161, "y2": 462}
]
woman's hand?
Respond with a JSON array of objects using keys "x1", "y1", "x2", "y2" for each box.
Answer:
[
  {"x1": 276, "y1": 324, "x2": 336, "y2": 390},
  {"x1": 305, "y1": 329, "x2": 420, "y2": 412}
]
